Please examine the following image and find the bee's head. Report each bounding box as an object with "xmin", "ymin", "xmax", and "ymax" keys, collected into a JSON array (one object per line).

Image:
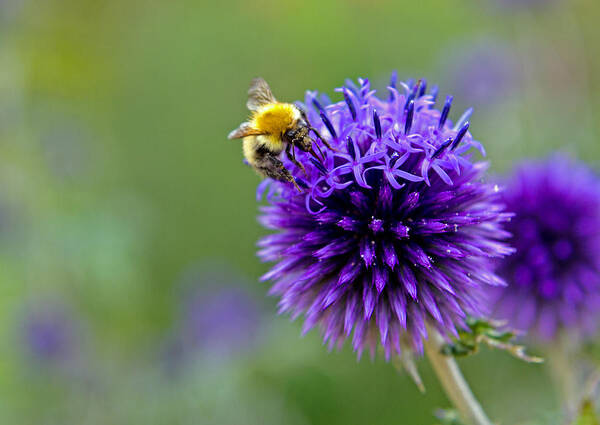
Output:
[
  {"xmin": 296, "ymin": 135, "xmax": 314, "ymax": 153},
  {"xmin": 284, "ymin": 126, "xmax": 312, "ymax": 151},
  {"xmin": 284, "ymin": 125, "xmax": 324, "ymax": 163}
]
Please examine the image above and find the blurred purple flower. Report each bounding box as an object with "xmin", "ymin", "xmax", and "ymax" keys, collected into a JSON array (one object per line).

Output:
[
  {"xmin": 164, "ymin": 268, "xmax": 262, "ymax": 371},
  {"xmin": 490, "ymin": 155, "xmax": 600, "ymax": 340},
  {"xmin": 257, "ymin": 75, "xmax": 514, "ymax": 360},
  {"xmin": 181, "ymin": 286, "xmax": 261, "ymax": 355},
  {"xmin": 443, "ymin": 41, "xmax": 518, "ymax": 108},
  {"xmin": 22, "ymin": 303, "xmax": 77, "ymax": 365}
]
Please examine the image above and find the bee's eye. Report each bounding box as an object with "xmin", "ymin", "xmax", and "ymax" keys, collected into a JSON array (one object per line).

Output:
[{"xmin": 284, "ymin": 128, "xmax": 296, "ymax": 141}]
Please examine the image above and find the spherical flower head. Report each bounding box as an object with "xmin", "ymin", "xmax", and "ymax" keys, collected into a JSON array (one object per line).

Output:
[
  {"xmin": 257, "ymin": 75, "xmax": 514, "ymax": 360},
  {"xmin": 490, "ymin": 154, "xmax": 600, "ymax": 341}
]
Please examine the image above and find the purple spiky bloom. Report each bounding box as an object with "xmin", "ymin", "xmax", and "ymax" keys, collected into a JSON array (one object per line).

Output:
[
  {"xmin": 256, "ymin": 75, "xmax": 514, "ymax": 359},
  {"xmin": 490, "ymin": 155, "xmax": 600, "ymax": 341}
]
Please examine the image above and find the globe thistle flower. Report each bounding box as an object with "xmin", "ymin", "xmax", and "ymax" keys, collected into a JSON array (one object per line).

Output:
[
  {"xmin": 257, "ymin": 75, "xmax": 514, "ymax": 359},
  {"xmin": 490, "ymin": 155, "xmax": 600, "ymax": 341}
]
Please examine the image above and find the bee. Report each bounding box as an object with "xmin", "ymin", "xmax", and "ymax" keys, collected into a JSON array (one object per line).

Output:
[{"xmin": 228, "ymin": 78, "xmax": 333, "ymax": 191}]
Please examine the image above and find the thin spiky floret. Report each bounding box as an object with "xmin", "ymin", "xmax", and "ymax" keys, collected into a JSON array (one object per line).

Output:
[{"xmin": 257, "ymin": 75, "xmax": 514, "ymax": 359}]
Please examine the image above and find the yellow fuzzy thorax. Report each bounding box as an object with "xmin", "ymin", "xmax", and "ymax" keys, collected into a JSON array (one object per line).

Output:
[{"xmin": 251, "ymin": 103, "xmax": 298, "ymax": 140}]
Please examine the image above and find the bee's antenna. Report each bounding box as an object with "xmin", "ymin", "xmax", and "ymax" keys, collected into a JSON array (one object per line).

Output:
[
  {"xmin": 292, "ymin": 177, "xmax": 308, "ymax": 193},
  {"xmin": 308, "ymin": 126, "xmax": 323, "ymax": 141},
  {"xmin": 292, "ymin": 180, "xmax": 303, "ymax": 193}
]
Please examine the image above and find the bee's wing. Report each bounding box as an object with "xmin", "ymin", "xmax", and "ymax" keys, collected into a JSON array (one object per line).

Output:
[
  {"xmin": 228, "ymin": 122, "xmax": 265, "ymax": 139},
  {"xmin": 247, "ymin": 78, "xmax": 277, "ymax": 111}
]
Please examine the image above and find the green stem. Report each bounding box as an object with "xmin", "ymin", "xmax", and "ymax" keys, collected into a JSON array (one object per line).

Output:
[
  {"xmin": 424, "ymin": 327, "xmax": 493, "ymax": 425},
  {"xmin": 546, "ymin": 333, "xmax": 578, "ymax": 421}
]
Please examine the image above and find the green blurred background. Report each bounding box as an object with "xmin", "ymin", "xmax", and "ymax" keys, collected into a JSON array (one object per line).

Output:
[{"xmin": 0, "ymin": 0, "xmax": 599, "ymax": 423}]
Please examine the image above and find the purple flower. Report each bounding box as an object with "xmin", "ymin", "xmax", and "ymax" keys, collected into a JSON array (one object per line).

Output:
[
  {"xmin": 181, "ymin": 286, "xmax": 261, "ymax": 355},
  {"xmin": 490, "ymin": 155, "xmax": 600, "ymax": 341},
  {"xmin": 164, "ymin": 267, "xmax": 262, "ymax": 371},
  {"xmin": 22, "ymin": 303, "xmax": 77, "ymax": 365},
  {"xmin": 257, "ymin": 75, "xmax": 514, "ymax": 360}
]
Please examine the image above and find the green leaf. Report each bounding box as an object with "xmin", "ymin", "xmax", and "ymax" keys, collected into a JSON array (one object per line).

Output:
[{"xmin": 441, "ymin": 317, "xmax": 544, "ymax": 363}]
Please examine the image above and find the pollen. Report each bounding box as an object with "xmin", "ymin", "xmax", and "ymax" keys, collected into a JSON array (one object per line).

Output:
[{"xmin": 252, "ymin": 103, "xmax": 297, "ymax": 137}]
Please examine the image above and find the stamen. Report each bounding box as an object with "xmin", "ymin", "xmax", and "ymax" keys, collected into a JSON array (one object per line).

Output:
[
  {"xmin": 418, "ymin": 79, "xmax": 427, "ymax": 97},
  {"xmin": 438, "ymin": 95, "xmax": 453, "ymax": 129},
  {"xmin": 313, "ymin": 142, "xmax": 325, "ymax": 161},
  {"xmin": 389, "ymin": 71, "xmax": 398, "ymax": 88},
  {"xmin": 312, "ymin": 97, "xmax": 324, "ymax": 113},
  {"xmin": 388, "ymin": 87, "xmax": 396, "ymax": 103},
  {"xmin": 295, "ymin": 178, "xmax": 309, "ymax": 189},
  {"xmin": 320, "ymin": 112, "xmax": 337, "ymax": 139},
  {"xmin": 346, "ymin": 136, "xmax": 356, "ymax": 158},
  {"xmin": 430, "ymin": 85, "xmax": 439, "ymax": 103},
  {"xmin": 413, "ymin": 80, "xmax": 422, "ymax": 97},
  {"xmin": 405, "ymin": 100, "xmax": 414, "ymax": 135},
  {"xmin": 343, "ymin": 89, "xmax": 357, "ymax": 121},
  {"xmin": 307, "ymin": 147, "xmax": 322, "ymax": 162},
  {"xmin": 404, "ymin": 79, "xmax": 421, "ymax": 109},
  {"xmin": 451, "ymin": 122, "xmax": 470, "ymax": 150},
  {"xmin": 405, "ymin": 92, "xmax": 415, "ymax": 110},
  {"xmin": 373, "ymin": 110, "xmax": 382, "ymax": 140},
  {"xmin": 432, "ymin": 137, "xmax": 453, "ymax": 159},
  {"xmin": 389, "ymin": 71, "xmax": 398, "ymax": 101},
  {"xmin": 344, "ymin": 79, "xmax": 359, "ymax": 96},
  {"xmin": 310, "ymin": 158, "xmax": 328, "ymax": 175}
]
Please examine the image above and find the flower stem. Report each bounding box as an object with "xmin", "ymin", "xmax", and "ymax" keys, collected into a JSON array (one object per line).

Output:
[
  {"xmin": 424, "ymin": 327, "xmax": 493, "ymax": 425},
  {"xmin": 546, "ymin": 332, "xmax": 579, "ymax": 421}
]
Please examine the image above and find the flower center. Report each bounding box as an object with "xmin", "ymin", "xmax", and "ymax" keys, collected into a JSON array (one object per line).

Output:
[{"xmin": 369, "ymin": 217, "xmax": 384, "ymax": 234}]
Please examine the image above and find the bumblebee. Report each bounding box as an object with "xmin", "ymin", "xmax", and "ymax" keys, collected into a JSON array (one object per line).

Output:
[{"xmin": 228, "ymin": 78, "xmax": 333, "ymax": 190}]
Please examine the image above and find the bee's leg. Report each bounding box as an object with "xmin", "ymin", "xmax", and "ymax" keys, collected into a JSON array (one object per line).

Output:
[
  {"xmin": 313, "ymin": 142, "xmax": 325, "ymax": 161},
  {"xmin": 257, "ymin": 152, "xmax": 302, "ymax": 193},
  {"xmin": 309, "ymin": 126, "xmax": 336, "ymax": 152},
  {"xmin": 299, "ymin": 109, "xmax": 333, "ymax": 151},
  {"xmin": 290, "ymin": 178, "xmax": 302, "ymax": 192},
  {"xmin": 286, "ymin": 143, "xmax": 308, "ymax": 177}
]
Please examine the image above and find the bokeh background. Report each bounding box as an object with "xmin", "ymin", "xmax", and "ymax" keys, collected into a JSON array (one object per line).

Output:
[{"xmin": 1, "ymin": 0, "xmax": 599, "ymax": 423}]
